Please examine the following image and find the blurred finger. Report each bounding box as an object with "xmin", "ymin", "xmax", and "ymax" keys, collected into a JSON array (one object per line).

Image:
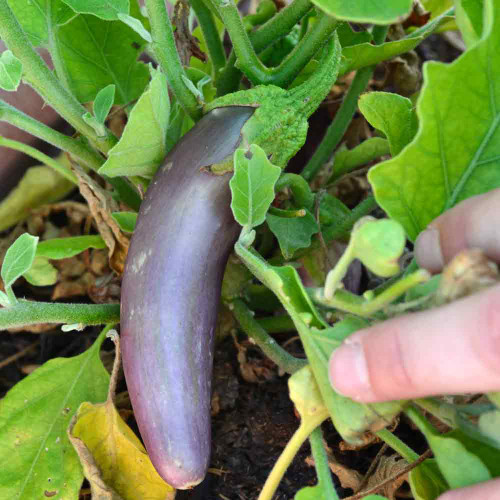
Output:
[
  {"xmin": 415, "ymin": 189, "xmax": 500, "ymax": 272},
  {"xmin": 438, "ymin": 477, "xmax": 500, "ymax": 500},
  {"xmin": 329, "ymin": 284, "xmax": 500, "ymax": 402}
]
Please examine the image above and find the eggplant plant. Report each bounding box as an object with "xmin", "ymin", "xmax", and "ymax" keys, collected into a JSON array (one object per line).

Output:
[{"xmin": 1, "ymin": 0, "xmax": 500, "ymax": 499}]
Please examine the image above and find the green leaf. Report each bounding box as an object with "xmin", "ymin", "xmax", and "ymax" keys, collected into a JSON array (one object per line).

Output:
[
  {"xmin": 99, "ymin": 68, "xmax": 170, "ymax": 178},
  {"xmin": 111, "ymin": 211, "xmax": 137, "ymax": 233},
  {"xmin": 351, "ymin": 218, "xmax": 407, "ymax": 277},
  {"xmin": 36, "ymin": 235, "xmax": 107, "ymax": 260},
  {"xmin": 0, "ymin": 290, "xmax": 10, "ymax": 307},
  {"xmin": 329, "ymin": 138, "xmax": 390, "ymax": 184},
  {"xmin": 56, "ymin": 4, "xmax": 149, "ymax": 104},
  {"xmin": 295, "ymin": 485, "xmax": 325, "ymax": 499},
  {"xmin": 359, "ymin": 92, "xmax": 418, "ymax": 157},
  {"xmin": 267, "ymin": 209, "xmax": 318, "ymax": 259},
  {"xmin": 310, "ymin": 0, "xmax": 412, "ymax": 23},
  {"xmin": 23, "ymin": 256, "xmax": 58, "ymax": 286},
  {"xmin": 479, "ymin": 410, "xmax": 500, "ymax": 447},
  {"xmin": 0, "ymin": 164, "xmax": 75, "ymax": 232},
  {"xmin": 337, "ymin": 22, "xmax": 372, "ymax": 47},
  {"xmin": 368, "ymin": 0, "xmax": 500, "ymax": 241},
  {"xmin": 0, "ymin": 329, "xmax": 110, "ymax": 499},
  {"xmin": 118, "ymin": 12, "xmax": 152, "ymax": 42},
  {"xmin": 409, "ymin": 459, "xmax": 448, "ymax": 500},
  {"xmin": 456, "ymin": 0, "xmax": 484, "ymax": 47},
  {"xmin": 0, "ymin": 50, "xmax": 22, "ymax": 91},
  {"xmin": 1, "ymin": 233, "xmax": 38, "ymax": 290},
  {"xmin": 318, "ymin": 194, "xmax": 351, "ymax": 226},
  {"xmin": 361, "ymin": 497, "xmax": 389, "ymax": 500},
  {"xmin": 340, "ymin": 37, "xmax": 423, "ymax": 76},
  {"xmin": 93, "ymin": 84, "xmax": 116, "ymax": 124},
  {"xmin": 7, "ymin": 0, "xmax": 76, "ymax": 47},
  {"xmin": 60, "ymin": 0, "xmax": 129, "ymax": 20},
  {"xmin": 230, "ymin": 144, "xmax": 281, "ymax": 229}
]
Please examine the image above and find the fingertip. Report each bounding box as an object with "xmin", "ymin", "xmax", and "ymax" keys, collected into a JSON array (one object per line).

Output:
[{"xmin": 415, "ymin": 227, "xmax": 444, "ymax": 272}]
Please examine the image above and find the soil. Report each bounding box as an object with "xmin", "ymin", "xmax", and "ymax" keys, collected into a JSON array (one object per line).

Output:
[{"xmin": 0, "ymin": 31, "xmax": 462, "ymax": 500}]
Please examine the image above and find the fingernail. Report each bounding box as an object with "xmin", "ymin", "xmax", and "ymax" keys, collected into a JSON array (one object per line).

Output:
[
  {"xmin": 329, "ymin": 339, "xmax": 372, "ymax": 401},
  {"xmin": 415, "ymin": 228, "xmax": 444, "ymax": 272}
]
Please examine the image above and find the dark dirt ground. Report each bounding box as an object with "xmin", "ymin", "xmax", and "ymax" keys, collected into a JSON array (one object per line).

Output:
[{"xmin": 0, "ymin": 31, "xmax": 462, "ymax": 500}]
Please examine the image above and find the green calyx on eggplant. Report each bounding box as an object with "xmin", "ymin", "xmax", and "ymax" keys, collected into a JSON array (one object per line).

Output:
[{"xmin": 120, "ymin": 106, "xmax": 255, "ymax": 489}]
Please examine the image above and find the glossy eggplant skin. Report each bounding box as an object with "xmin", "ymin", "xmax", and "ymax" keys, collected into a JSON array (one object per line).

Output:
[{"xmin": 120, "ymin": 106, "xmax": 254, "ymax": 489}]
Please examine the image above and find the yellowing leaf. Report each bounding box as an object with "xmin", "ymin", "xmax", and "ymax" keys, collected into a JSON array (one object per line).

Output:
[{"xmin": 69, "ymin": 400, "xmax": 175, "ymax": 500}]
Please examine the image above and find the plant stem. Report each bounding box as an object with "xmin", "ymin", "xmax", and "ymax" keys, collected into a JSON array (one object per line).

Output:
[
  {"xmin": 145, "ymin": 0, "xmax": 202, "ymax": 121},
  {"xmin": 258, "ymin": 412, "xmax": 329, "ymax": 500},
  {"xmin": 375, "ymin": 428, "xmax": 419, "ymax": 463},
  {"xmin": 212, "ymin": 0, "xmax": 333, "ymax": 87},
  {"xmin": 311, "ymin": 269, "xmax": 431, "ymax": 317},
  {"xmin": 231, "ymin": 299, "xmax": 307, "ymax": 374},
  {"xmin": 276, "ymin": 173, "xmax": 314, "ymax": 210},
  {"xmin": 256, "ymin": 314, "xmax": 296, "ymax": 333},
  {"xmin": 221, "ymin": 0, "xmax": 337, "ymax": 87},
  {"xmin": 190, "ymin": 0, "xmax": 226, "ymax": 79},
  {"xmin": 0, "ymin": 135, "xmax": 78, "ymax": 184},
  {"xmin": 323, "ymin": 244, "xmax": 355, "ymax": 299},
  {"xmin": 309, "ymin": 426, "xmax": 339, "ymax": 499},
  {"xmin": 415, "ymin": 397, "xmax": 458, "ymax": 429},
  {"xmin": 0, "ymin": 0, "xmax": 116, "ymax": 153},
  {"xmin": 301, "ymin": 25, "xmax": 389, "ymax": 182},
  {"xmin": 268, "ymin": 206, "xmax": 306, "ymax": 218},
  {"xmin": 0, "ymin": 300, "xmax": 120, "ymax": 330},
  {"xmin": 216, "ymin": 0, "xmax": 313, "ymax": 94},
  {"xmin": 243, "ymin": 0, "xmax": 277, "ymax": 30}
]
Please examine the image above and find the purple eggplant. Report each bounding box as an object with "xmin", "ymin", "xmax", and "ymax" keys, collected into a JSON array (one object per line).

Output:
[{"xmin": 120, "ymin": 106, "xmax": 255, "ymax": 488}]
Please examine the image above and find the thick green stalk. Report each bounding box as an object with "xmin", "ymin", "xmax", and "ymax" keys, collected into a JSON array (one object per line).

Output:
[
  {"xmin": 276, "ymin": 173, "xmax": 314, "ymax": 210},
  {"xmin": 212, "ymin": 0, "xmax": 333, "ymax": 86},
  {"xmin": 231, "ymin": 299, "xmax": 307, "ymax": 374},
  {"xmin": 0, "ymin": 0, "xmax": 116, "ymax": 153},
  {"xmin": 243, "ymin": 0, "xmax": 277, "ymax": 30},
  {"xmin": 309, "ymin": 426, "xmax": 339, "ymax": 499},
  {"xmin": 190, "ymin": 0, "xmax": 226, "ymax": 78},
  {"xmin": 216, "ymin": 0, "xmax": 313, "ymax": 94},
  {"xmin": 145, "ymin": 0, "xmax": 202, "ymax": 121},
  {"xmin": 0, "ymin": 135, "xmax": 78, "ymax": 184},
  {"xmin": 301, "ymin": 25, "xmax": 389, "ymax": 182},
  {"xmin": 256, "ymin": 314, "xmax": 296, "ymax": 333},
  {"xmin": 0, "ymin": 300, "xmax": 120, "ymax": 330}
]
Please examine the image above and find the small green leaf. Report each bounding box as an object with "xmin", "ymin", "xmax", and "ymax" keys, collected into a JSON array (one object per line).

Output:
[
  {"xmin": 359, "ymin": 92, "xmax": 418, "ymax": 157},
  {"xmin": 369, "ymin": 0, "xmax": 500, "ymax": 241},
  {"xmin": 341, "ymin": 37, "xmax": 423, "ymax": 76},
  {"xmin": 318, "ymin": 194, "xmax": 351, "ymax": 226},
  {"xmin": 60, "ymin": 0, "xmax": 129, "ymax": 20},
  {"xmin": 0, "ymin": 50, "xmax": 22, "ymax": 91},
  {"xmin": 409, "ymin": 459, "xmax": 448, "ymax": 500},
  {"xmin": 337, "ymin": 22, "xmax": 372, "ymax": 47},
  {"xmin": 329, "ymin": 138, "xmax": 390, "ymax": 184},
  {"xmin": 351, "ymin": 218, "xmax": 406, "ymax": 277},
  {"xmin": 99, "ymin": 68, "xmax": 170, "ymax": 178},
  {"xmin": 36, "ymin": 235, "xmax": 106, "ymax": 260},
  {"xmin": 311, "ymin": 0, "xmax": 412, "ymax": 24},
  {"xmin": 456, "ymin": 0, "xmax": 484, "ymax": 47},
  {"xmin": 295, "ymin": 485, "xmax": 325, "ymax": 499},
  {"xmin": 478, "ymin": 410, "xmax": 500, "ymax": 448},
  {"xmin": 1, "ymin": 233, "xmax": 38, "ymax": 290},
  {"xmin": 118, "ymin": 13, "xmax": 152, "ymax": 42},
  {"xmin": 23, "ymin": 256, "xmax": 58, "ymax": 286},
  {"xmin": 0, "ymin": 329, "xmax": 110, "ymax": 499},
  {"xmin": 111, "ymin": 211, "xmax": 137, "ymax": 233},
  {"xmin": 267, "ymin": 209, "xmax": 319, "ymax": 260},
  {"xmin": 0, "ymin": 290, "xmax": 10, "ymax": 307},
  {"xmin": 230, "ymin": 144, "xmax": 281, "ymax": 229},
  {"xmin": 93, "ymin": 84, "xmax": 116, "ymax": 124}
]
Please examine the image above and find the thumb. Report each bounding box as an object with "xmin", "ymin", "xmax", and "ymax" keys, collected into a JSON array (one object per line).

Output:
[{"xmin": 415, "ymin": 189, "xmax": 500, "ymax": 272}]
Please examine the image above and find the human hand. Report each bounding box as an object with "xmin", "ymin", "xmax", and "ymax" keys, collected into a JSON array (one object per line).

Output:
[{"xmin": 328, "ymin": 189, "xmax": 500, "ymax": 499}]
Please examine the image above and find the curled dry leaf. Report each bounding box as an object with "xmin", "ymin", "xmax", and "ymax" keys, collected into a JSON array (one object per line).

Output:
[
  {"xmin": 363, "ymin": 454, "xmax": 409, "ymax": 500},
  {"xmin": 71, "ymin": 163, "xmax": 129, "ymax": 274},
  {"xmin": 305, "ymin": 454, "xmax": 363, "ymax": 492}
]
